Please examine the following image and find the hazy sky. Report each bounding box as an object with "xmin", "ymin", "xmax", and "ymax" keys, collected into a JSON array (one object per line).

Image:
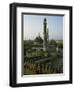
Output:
[{"xmin": 23, "ymin": 14, "xmax": 63, "ymax": 40}]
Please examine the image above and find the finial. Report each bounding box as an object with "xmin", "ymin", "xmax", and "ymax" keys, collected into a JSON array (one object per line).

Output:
[{"xmin": 44, "ymin": 18, "xmax": 47, "ymax": 23}]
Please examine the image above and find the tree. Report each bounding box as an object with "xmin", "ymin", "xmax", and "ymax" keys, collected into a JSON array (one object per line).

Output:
[{"xmin": 57, "ymin": 42, "xmax": 63, "ymax": 49}]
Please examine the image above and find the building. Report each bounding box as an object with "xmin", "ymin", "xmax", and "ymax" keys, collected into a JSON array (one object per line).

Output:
[
  {"xmin": 43, "ymin": 18, "xmax": 49, "ymax": 51},
  {"xmin": 24, "ymin": 18, "xmax": 63, "ymax": 74},
  {"xmin": 31, "ymin": 18, "xmax": 49, "ymax": 52},
  {"xmin": 25, "ymin": 17, "xmax": 63, "ymax": 56}
]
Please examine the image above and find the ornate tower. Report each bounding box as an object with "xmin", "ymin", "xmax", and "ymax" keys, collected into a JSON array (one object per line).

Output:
[
  {"xmin": 43, "ymin": 18, "xmax": 48, "ymax": 51},
  {"xmin": 47, "ymin": 28, "xmax": 49, "ymax": 43}
]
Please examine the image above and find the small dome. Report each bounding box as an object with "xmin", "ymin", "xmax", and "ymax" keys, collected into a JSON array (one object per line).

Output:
[{"xmin": 34, "ymin": 35, "xmax": 43, "ymax": 44}]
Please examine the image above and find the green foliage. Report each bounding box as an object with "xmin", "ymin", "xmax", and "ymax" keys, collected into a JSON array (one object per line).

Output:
[
  {"xmin": 57, "ymin": 42, "xmax": 63, "ymax": 49},
  {"xmin": 24, "ymin": 39, "xmax": 63, "ymax": 74}
]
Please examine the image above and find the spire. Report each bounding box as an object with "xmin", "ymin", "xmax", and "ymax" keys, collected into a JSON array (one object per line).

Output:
[
  {"xmin": 38, "ymin": 32, "xmax": 40, "ymax": 37},
  {"xmin": 47, "ymin": 28, "xmax": 49, "ymax": 41},
  {"xmin": 44, "ymin": 18, "xmax": 47, "ymax": 24},
  {"xmin": 43, "ymin": 18, "xmax": 48, "ymax": 51}
]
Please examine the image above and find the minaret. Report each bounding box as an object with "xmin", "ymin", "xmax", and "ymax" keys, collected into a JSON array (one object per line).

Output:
[
  {"xmin": 47, "ymin": 28, "xmax": 49, "ymax": 43},
  {"xmin": 43, "ymin": 18, "xmax": 48, "ymax": 51}
]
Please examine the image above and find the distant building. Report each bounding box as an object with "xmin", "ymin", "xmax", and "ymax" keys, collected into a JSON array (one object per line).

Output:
[
  {"xmin": 43, "ymin": 18, "xmax": 49, "ymax": 51},
  {"xmin": 25, "ymin": 18, "xmax": 63, "ymax": 57},
  {"xmin": 31, "ymin": 18, "xmax": 49, "ymax": 52}
]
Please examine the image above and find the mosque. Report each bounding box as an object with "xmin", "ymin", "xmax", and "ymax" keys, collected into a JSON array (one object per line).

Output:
[
  {"xmin": 32, "ymin": 18, "xmax": 49, "ymax": 51},
  {"xmin": 24, "ymin": 18, "xmax": 63, "ymax": 74},
  {"xmin": 25, "ymin": 17, "xmax": 62, "ymax": 57},
  {"xmin": 25, "ymin": 18, "xmax": 49, "ymax": 57}
]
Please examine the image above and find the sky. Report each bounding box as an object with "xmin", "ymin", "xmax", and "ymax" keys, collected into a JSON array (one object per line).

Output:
[{"xmin": 23, "ymin": 14, "xmax": 63, "ymax": 40}]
